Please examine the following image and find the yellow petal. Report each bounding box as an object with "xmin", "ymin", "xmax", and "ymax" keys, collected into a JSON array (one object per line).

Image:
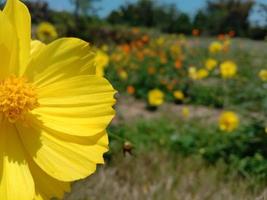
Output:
[
  {"xmin": 0, "ymin": 11, "xmax": 19, "ymax": 78},
  {"xmin": 24, "ymin": 38, "xmax": 97, "ymax": 87},
  {"xmin": 32, "ymin": 75, "xmax": 116, "ymax": 137},
  {"xmin": 30, "ymin": 40, "xmax": 46, "ymax": 57},
  {"xmin": 29, "ymin": 160, "xmax": 70, "ymax": 200},
  {"xmin": 16, "ymin": 121, "xmax": 109, "ymax": 181},
  {"xmin": 0, "ymin": 121, "xmax": 34, "ymax": 200},
  {"xmin": 3, "ymin": 0, "xmax": 31, "ymax": 75}
]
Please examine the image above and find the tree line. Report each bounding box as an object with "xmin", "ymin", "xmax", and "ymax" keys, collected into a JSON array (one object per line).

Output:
[{"xmin": 107, "ymin": 0, "xmax": 267, "ymax": 40}]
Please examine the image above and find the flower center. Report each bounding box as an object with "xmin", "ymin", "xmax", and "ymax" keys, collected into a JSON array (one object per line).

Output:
[{"xmin": 0, "ymin": 76, "xmax": 39, "ymax": 123}]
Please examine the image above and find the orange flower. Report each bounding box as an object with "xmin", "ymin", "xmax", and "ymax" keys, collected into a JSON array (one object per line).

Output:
[
  {"xmin": 159, "ymin": 52, "xmax": 167, "ymax": 64},
  {"xmin": 160, "ymin": 56, "xmax": 167, "ymax": 64},
  {"xmin": 167, "ymin": 83, "xmax": 174, "ymax": 91},
  {"xmin": 133, "ymin": 40, "xmax": 144, "ymax": 48},
  {"xmin": 160, "ymin": 79, "xmax": 167, "ymax": 85},
  {"xmin": 228, "ymin": 30, "xmax": 235, "ymax": 38},
  {"xmin": 142, "ymin": 35, "xmax": 149, "ymax": 43},
  {"xmin": 136, "ymin": 51, "xmax": 144, "ymax": 61},
  {"xmin": 223, "ymin": 40, "xmax": 231, "ymax": 53},
  {"xmin": 127, "ymin": 85, "xmax": 135, "ymax": 95},
  {"xmin": 120, "ymin": 44, "xmax": 131, "ymax": 54},
  {"xmin": 175, "ymin": 59, "xmax": 182, "ymax": 69},
  {"xmin": 192, "ymin": 29, "xmax": 200, "ymax": 36},
  {"xmin": 132, "ymin": 27, "xmax": 140, "ymax": 34},
  {"xmin": 143, "ymin": 48, "xmax": 155, "ymax": 57},
  {"xmin": 147, "ymin": 66, "xmax": 156, "ymax": 75},
  {"xmin": 217, "ymin": 34, "xmax": 225, "ymax": 41}
]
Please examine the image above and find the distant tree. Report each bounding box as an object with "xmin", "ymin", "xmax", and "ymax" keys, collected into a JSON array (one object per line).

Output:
[
  {"xmin": 23, "ymin": 0, "xmax": 50, "ymax": 23},
  {"xmin": 108, "ymin": 0, "xmax": 156, "ymax": 27},
  {"xmin": 174, "ymin": 13, "xmax": 192, "ymax": 34},
  {"xmin": 68, "ymin": 0, "xmax": 100, "ymax": 31},
  {"xmin": 259, "ymin": 3, "xmax": 267, "ymax": 27},
  {"xmin": 206, "ymin": 0, "xmax": 254, "ymax": 36},
  {"xmin": 107, "ymin": 0, "xmax": 193, "ymax": 34},
  {"xmin": 153, "ymin": 4, "xmax": 179, "ymax": 32},
  {"xmin": 193, "ymin": 10, "xmax": 208, "ymax": 31},
  {"xmin": 69, "ymin": 0, "xmax": 98, "ymax": 18}
]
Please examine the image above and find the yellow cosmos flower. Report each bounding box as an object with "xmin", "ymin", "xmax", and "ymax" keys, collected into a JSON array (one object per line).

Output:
[
  {"xmin": 205, "ymin": 58, "xmax": 218, "ymax": 70},
  {"xmin": 170, "ymin": 44, "xmax": 181, "ymax": 57},
  {"xmin": 196, "ymin": 68, "xmax": 209, "ymax": 80},
  {"xmin": 209, "ymin": 41, "xmax": 223, "ymax": 53},
  {"xmin": 219, "ymin": 111, "xmax": 239, "ymax": 132},
  {"xmin": 188, "ymin": 66, "xmax": 198, "ymax": 80},
  {"xmin": 223, "ymin": 39, "xmax": 231, "ymax": 52},
  {"xmin": 156, "ymin": 36, "xmax": 165, "ymax": 46},
  {"xmin": 118, "ymin": 69, "xmax": 128, "ymax": 80},
  {"xmin": 148, "ymin": 89, "xmax": 164, "ymax": 106},
  {"xmin": 181, "ymin": 107, "xmax": 190, "ymax": 119},
  {"xmin": 36, "ymin": 22, "xmax": 58, "ymax": 43},
  {"xmin": 173, "ymin": 90, "xmax": 185, "ymax": 100},
  {"xmin": 101, "ymin": 44, "xmax": 109, "ymax": 52},
  {"xmin": 259, "ymin": 69, "xmax": 267, "ymax": 81},
  {"xmin": 220, "ymin": 61, "xmax": 237, "ymax": 79},
  {"xmin": 95, "ymin": 49, "xmax": 109, "ymax": 77},
  {"xmin": 0, "ymin": 1, "xmax": 116, "ymax": 200}
]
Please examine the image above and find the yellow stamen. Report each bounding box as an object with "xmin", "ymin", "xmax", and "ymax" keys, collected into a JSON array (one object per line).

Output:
[{"xmin": 0, "ymin": 76, "xmax": 39, "ymax": 123}]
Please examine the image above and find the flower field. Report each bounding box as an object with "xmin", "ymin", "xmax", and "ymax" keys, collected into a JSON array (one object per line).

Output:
[{"xmin": 65, "ymin": 30, "xmax": 267, "ymax": 199}]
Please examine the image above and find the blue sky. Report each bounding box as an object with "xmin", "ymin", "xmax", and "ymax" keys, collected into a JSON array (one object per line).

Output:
[{"xmin": 39, "ymin": 0, "xmax": 266, "ymax": 25}]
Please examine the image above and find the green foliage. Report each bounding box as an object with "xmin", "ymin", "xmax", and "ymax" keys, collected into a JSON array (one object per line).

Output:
[
  {"xmin": 109, "ymin": 117, "xmax": 267, "ymax": 183},
  {"xmin": 107, "ymin": 0, "xmax": 193, "ymax": 34},
  {"xmin": 109, "ymin": 118, "xmax": 177, "ymax": 153},
  {"xmin": 206, "ymin": 0, "xmax": 254, "ymax": 36},
  {"xmin": 106, "ymin": 0, "xmax": 266, "ymax": 39},
  {"xmin": 172, "ymin": 119, "xmax": 267, "ymax": 182}
]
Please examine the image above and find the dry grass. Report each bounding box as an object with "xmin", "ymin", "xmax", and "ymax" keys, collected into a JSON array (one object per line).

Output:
[{"xmin": 65, "ymin": 152, "xmax": 262, "ymax": 200}]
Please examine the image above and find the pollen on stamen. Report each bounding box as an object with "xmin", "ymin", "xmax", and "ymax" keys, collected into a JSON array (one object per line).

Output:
[{"xmin": 0, "ymin": 76, "xmax": 39, "ymax": 123}]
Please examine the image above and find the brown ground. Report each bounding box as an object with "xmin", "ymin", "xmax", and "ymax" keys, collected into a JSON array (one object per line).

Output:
[{"xmin": 113, "ymin": 95, "xmax": 221, "ymax": 124}]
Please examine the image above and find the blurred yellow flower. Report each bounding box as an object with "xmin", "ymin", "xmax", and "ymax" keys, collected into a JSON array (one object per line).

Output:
[
  {"xmin": 101, "ymin": 44, "xmax": 109, "ymax": 52},
  {"xmin": 209, "ymin": 41, "xmax": 223, "ymax": 53},
  {"xmin": 219, "ymin": 111, "xmax": 239, "ymax": 132},
  {"xmin": 148, "ymin": 89, "xmax": 165, "ymax": 106},
  {"xmin": 259, "ymin": 69, "xmax": 267, "ymax": 81},
  {"xmin": 223, "ymin": 39, "xmax": 231, "ymax": 52},
  {"xmin": 188, "ymin": 66, "xmax": 198, "ymax": 80},
  {"xmin": 160, "ymin": 54, "xmax": 167, "ymax": 64},
  {"xmin": 0, "ymin": 0, "xmax": 116, "ymax": 200},
  {"xmin": 170, "ymin": 44, "xmax": 181, "ymax": 57},
  {"xmin": 205, "ymin": 58, "xmax": 218, "ymax": 70},
  {"xmin": 147, "ymin": 66, "xmax": 156, "ymax": 75},
  {"xmin": 36, "ymin": 22, "xmax": 58, "ymax": 42},
  {"xmin": 173, "ymin": 90, "xmax": 185, "ymax": 100},
  {"xmin": 197, "ymin": 68, "xmax": 209, "ymax": 79},
  {"xmin": 132, "ymin": 27, "xmax": 140, "ymax": 34},
  {"xmin": 220, "ymin": 61, "xmax": 237, "ymax": 78},
  {"xmin": 182, "ymin": 107, "xmax": 190, "ymax": 119},
  {"xmin": 95, "ymin": 50, "xmax": 109, "ymax": 76},
  {"xmin": 156, "ymin": 36, "xmax": 165, "ymax": 46},
  {"xmin": 118, "ymin": 69, "xmax": 128, "ymax": 80}
]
